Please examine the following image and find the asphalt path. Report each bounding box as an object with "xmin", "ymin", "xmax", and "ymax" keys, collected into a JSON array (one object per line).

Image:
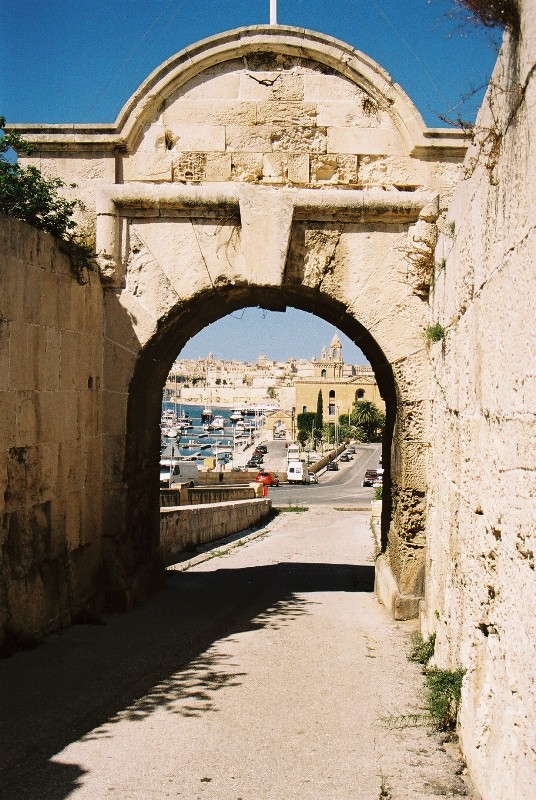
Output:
[
  {"xmin": 272, "ymin": 444, "xmax": 381, "ymax": 507},
  {"xmin": 0, "ymin": 505, "xmax": 472, "ymax": 800},
  {"xmin": 250, "ymin": 440, "xmax": 382, "ymax": 507}
]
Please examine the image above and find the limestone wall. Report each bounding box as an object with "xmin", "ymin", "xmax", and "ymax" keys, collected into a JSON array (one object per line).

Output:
[
  {"xmin": 184, "ymin": 485, "xmax": 257, "ymax": 504},
  {"xmin": 0, "ymin": 215, "xmax": 104, "ymax": 644},
  {"xmin": 424, "ymin": 10, "xmax": 536, "ymax": 797},
  {"xmin": 159, "ymin": 498, "xmax": 272, "ymax": 564}
]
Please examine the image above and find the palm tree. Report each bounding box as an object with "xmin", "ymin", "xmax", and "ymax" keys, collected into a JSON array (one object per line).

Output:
[{"xmin": 352, "ymin": 401, "xmax": 385, "ymax": 442}]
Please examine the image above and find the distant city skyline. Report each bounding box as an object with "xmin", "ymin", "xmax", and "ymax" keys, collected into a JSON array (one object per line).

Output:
[{"xmin": 179, "ymin": 308, "xmax": 370, "ymax": 365}]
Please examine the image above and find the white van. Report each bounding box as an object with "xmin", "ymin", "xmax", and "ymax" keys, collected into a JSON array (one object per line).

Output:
[
  {"xmin": 287, "ymin": 443, "xmax": 301, "ymax": 462},
  {"xmin": 160, "ymin": 459, "xmax": 198, "ymax": 487},
  {"xmin": 287, "ymin": 461, "xmax": 311, "ymax": 485}
]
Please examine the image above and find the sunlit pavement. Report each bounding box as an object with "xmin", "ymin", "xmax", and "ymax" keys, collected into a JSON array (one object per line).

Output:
[{"xmin": 1, "ymin": 508, "xmax": 472, "ymax": 799}]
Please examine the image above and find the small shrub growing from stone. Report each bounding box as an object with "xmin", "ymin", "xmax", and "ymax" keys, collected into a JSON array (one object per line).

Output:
[
  {"xmin": 426, "ymin": 323, "xmax": 446, "ymax": 343},
  {"xmin": 408, "ymin": 632, "xmax": 436, "ymax": 665},
  {"xmin": 425, "ymin": 667, "xmax": 465, "ymax": 731}
]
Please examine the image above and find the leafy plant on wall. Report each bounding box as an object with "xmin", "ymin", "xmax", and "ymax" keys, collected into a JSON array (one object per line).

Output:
[{"xmin": 0, "ymin": 117, "xmax": 93, "ymax": 282}]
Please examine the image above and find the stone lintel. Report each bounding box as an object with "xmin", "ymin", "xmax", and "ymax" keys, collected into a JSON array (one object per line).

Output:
[{"xmin": 96, "ymin": 183, "xmax": 438, "ymax": 285}]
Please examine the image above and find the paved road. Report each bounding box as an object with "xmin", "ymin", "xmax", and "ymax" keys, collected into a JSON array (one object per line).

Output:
[
  {"xmin": 247, "ymin": 439, "xmax": 381, "ymax": 506},
  {"xmin": 1, "ymin": 508, "xmax": 472, "ymax": 800},
  {"xmin": 273, "ymin": 444, "xmax": 381, "ymax": 507}
]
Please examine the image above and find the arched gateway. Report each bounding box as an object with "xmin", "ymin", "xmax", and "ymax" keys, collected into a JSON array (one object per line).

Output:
[{"xmin": 17, "ymin": 26, "xmax": 468, "ymax": 614}]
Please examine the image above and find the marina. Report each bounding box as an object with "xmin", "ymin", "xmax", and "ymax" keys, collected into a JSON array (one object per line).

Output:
[{"xmin": 160, "ymin": 402, "xmax": 267, "ymax": 467}]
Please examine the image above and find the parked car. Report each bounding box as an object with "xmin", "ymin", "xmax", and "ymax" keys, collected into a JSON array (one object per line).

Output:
[
  {"xmin": 255, "ymin": 471, "xmax": 280, "ymax": 487},
  {"xmin": 362, "ymin": 470, "xmax": 379, "ymax": 487},
  {"xmin": 246, "ymin": 459, "xmax": 261, "ymax": 469},
  {"xmin": 308, "ymin": 471, "xmax": 319, "ymax": 484},
  {"xmin": 255, "ymin": 445, "xmax": 268, "ymax": 454},
  {"xmin": 326, "ymin": 461, "xmax": 339, "ymax": 471},
  {"xmin": 339, "ymin": 454, "xmax": 350, "ymax": 462},
  {"xmin": 346, "ymin": 447, "xmax": 356, "ymax": 454}
]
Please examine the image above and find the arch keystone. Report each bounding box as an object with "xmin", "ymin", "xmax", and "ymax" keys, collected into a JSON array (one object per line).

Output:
[{"xmin": 238, "ymin": 185, "xmax": 296, "ymax": 284}]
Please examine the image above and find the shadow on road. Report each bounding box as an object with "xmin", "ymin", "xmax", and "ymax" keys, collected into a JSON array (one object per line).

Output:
[{"xmin": 0, "ymin": 560, "xmax": 374, "ymax": 799}]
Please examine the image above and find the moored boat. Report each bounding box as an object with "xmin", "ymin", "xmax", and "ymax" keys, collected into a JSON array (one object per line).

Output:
[{"xmin": 208, "ymin": 415, "xmax": 225, "ymax": 431}]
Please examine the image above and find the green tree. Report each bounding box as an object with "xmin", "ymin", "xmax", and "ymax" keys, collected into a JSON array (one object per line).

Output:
[
  {"xmin": 297, "ymin": 429, "xmax": 309, "ymax": 447},
  {"xmin": 0, "ymin": 117, "xmax": 83, "ymax": 239},
  {"xmin": 352, "ymin": 400, "xmax": 385, "ymax": 442},
  {"xmin": 267, "ymin": 386, "xmax": 276, "ymax": 399},
  {"xmin": 297, "ymin": 411, "xmax": 316, "ymax": 435},
  {"xmin": 315, "ymin": 391, "xmax": 323, "ymax": 432}
]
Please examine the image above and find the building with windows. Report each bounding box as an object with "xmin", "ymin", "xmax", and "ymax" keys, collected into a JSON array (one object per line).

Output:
[{"xmin": 294, "ymin": 336, "xmax": 383, "ymax": 421}]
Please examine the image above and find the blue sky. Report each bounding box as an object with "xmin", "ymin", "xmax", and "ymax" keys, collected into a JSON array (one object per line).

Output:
[{"xmin": 1, "ymin": 0, "xmax": 501, "ymax": 363}]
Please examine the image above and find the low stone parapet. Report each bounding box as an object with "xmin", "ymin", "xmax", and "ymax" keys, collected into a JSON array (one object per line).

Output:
[
  {"xmin": 185, "ymin": 485, "xmax": 257, "ymax": 504},
  {"xmin": 160, "ymin": 498, "xmax": 272, "ymax": 565}
]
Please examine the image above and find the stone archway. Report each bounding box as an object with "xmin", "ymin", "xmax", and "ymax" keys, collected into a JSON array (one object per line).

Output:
[{"xmin": 14, "ymin": 25, "xmax": 469, "ymax": 615}]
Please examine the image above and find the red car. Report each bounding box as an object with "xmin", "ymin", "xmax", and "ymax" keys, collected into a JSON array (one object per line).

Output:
[{"xmin": 255, "ymin": 471, "xmax": 280, "ymax": 487}]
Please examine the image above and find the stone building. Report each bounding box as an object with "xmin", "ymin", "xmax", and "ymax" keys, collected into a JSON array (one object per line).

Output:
[{"xmin": 294, "ymin": 335, "xmax": 383, "ymax": 420}]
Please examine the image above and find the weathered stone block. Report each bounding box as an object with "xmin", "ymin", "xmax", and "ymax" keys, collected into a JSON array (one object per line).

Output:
[
  {"xmin": 8, "ymin": 322, "xmax": 28, "ymax": 391},
  {"xmin": 56, "ymin": 276, "xmax": 73, "ymax": 330},
  {"xmin": 103, "ymin": 340, "xmax": 137, "ymax": 395},
  {"xmin": 65, "ymin": 491, "xmax": 82, "ymax": 550},
  {"xmin": 177, "ymin": 64, "xmax": 241, "ymax": 100},
  {"xmin": 327, "ymin": 127, "xmax": 403, "ymax": 155},
  {"xmin": 172, "ymin": 152, "xmax": 207, "ymax": 182},
  {"xmin": 0, "ymin": 320, "xmax": 10, "ymax": 391},
  {"xmin": 231, "ymin": 153, "xmax": 263, "ymax": 181},
  {"xmin": 15, "ymin": 391, "xmax": 38, "ymax": 447},
  {"xmin": 316, "ymin": 101, "xmax": 384, "ymax": 128},
  {"xmin": 287, "ymin": 153, "xmax": 310, "ymax": 183},
  {"xmin": 123, "ymin": 151, "xmax": 173, "ymax": 182},
  {"xmin": 256, "ymin": 101, "xmax": 317, "ymax": 126},
  {"xmin": 205, "ymin": 152, "xmax": 232, "ymax": 181},
  {"xmin": 239, "ymin": 70, "xmax": 277, "ymax": 100},
  {"xmin": 271, "ymin": 126, "xmax": 327, "ymax": 154},
  {"xmin": 358, "ymin": 155, "xmax": 428, "ymax": 187},
  {"xmin": 310, "ymin": 154, "xmax": 358, "ymax": 184},
  {"xmin": 225, "ymin": 125, "xmax": 273, "ymax": 153},
  {"xmin": 23, "ymin": 267, "xmax": 43, "ymax": 326},
  {"xmin": 0, "ymin": 391, "xmax": 17, "ymax": 450},
  {"xmin": 303, "ymin": 72, "xmax": 363, "ymax": 101},
  {"xmin": 263, "ymin": 152, "xmax": 287, "ymax": 179},
  {"xmin": 172, "ymin": 124, "xmax": 225, "ymax": 152},
  {"xmin": 164, "ymin": 99, "xmax": 256, "ymax": 126},
  {"xmin": 43, "ymin": 328, "xmax": 61, "ymax": 392}
]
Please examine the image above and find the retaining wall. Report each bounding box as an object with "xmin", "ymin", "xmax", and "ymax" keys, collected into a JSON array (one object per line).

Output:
[
  {"xmin": 184, "ymin": 485, "xmax": 257, "ymax": 504},
  {"xmin": 159, "ymin": 498, "xmax": 272, "ymax": 564},
  {"xmin": 424, "ymin": 11, "xmax": 536, "ymax": 797},
  {"xmin": 0, "ymin": 216, "xmax": 105, "ymax": 642}
]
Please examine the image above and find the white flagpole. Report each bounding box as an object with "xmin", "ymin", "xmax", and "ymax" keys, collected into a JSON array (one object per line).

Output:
[{"xmin": 270, "ymin": 0, "xmax": 277, "ymax": 25}]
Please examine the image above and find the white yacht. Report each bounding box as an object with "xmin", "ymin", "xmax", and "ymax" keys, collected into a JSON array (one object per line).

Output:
[{"xmin": 208, "ymin": 415, "xmax": 225, "ymax": 431}]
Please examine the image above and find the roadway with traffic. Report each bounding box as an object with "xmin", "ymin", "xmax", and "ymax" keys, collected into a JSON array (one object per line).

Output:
[{"xmin": 245, "ymin": 439, "xmax": 383, "ymax": 507}]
